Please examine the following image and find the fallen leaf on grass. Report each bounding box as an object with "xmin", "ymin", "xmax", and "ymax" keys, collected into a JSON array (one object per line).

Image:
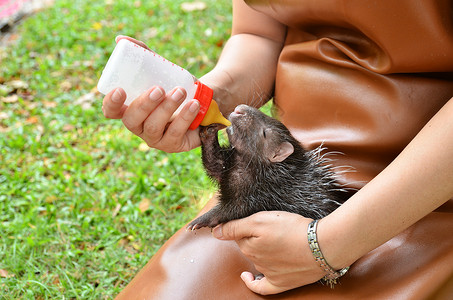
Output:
[
  {"xmin": 60, "ymin": 80, "xmax": 72, "ymax": 92},
  {"xmin": 138, "ymin": 198, "xmax": 151, "ymax": 213},
  {"xmin": 138, "ymin": 142, "xmax": 149, "ymax": 152},
  {"xmin": 35, "ymin": 124, "xmax": 44, "ymax": 142},
  {"xmin": 0, "ymin": 269, "xmax": 14, "ymax": 278},
  {"xmin": 6, "ymin": 80, "xmax": 28, "ymax": 90},
  {"xmin": 1, "ymin": 95, "xmax": 18, "ymax": 103},
  {"xmin": 26, "ymin": 116, "xmax": 39, "ymax": 124},
  {"xmin": 118, "ymin": 238, "xmax": 128, "ymax": 247},
  {"xmin": 156, "ymin": 156, "xmax": 169, "ymax": 167},
  {"xmin": 75, "ymin": 92, "xmax": 96, "ymax": 110},
  {"xmin": 52, "ymin": 275, "xmax": 60, "ymax": 285},
  {"xmin": 112, "ymin": 203, "xmax": 122, "ymax": 217},
  {"xmin": 45, "ymin": 195, "xmax": 58, "ymax": 203},
  {"xmin": 143, "ymin": 27, "xmax": 158, "ymax": 40},
  {"xmin": 63, "ymin": 124, "xmax": 75, "ymax": 131},
  {"xmin": 181, "ymin": 1, "xmax": 207, "ymax": 12},
  {"xmin": 43, "ymin": 101, "xmax": 57, "ymax": 108}
]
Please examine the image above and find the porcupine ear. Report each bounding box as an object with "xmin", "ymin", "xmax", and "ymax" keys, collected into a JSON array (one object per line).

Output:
[{"xmin": 268, "ymin": 141, "xmax": 294, "ymax": 163}]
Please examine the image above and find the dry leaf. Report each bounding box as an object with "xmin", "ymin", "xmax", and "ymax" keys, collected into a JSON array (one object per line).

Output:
[
  {"xmin": 112, "ymin": 203, "xmax": 122, "ymax": 217},
  {"xmin": 52, "ymin": 275, "xmax": 60, "ymax": 285},
  {"xmin": 2, "ymin": 94, "xmax": 18, "ymax": 103},
  {"xmin": 35, "ymin": 124, "xmax": 44, "ymax": 142},
  {"xmin": 7, "ymin": 80, "xmax": 28, "ymax": 90},
  {"xmin": 26, "ymin": 116, "xmax": 39, "ymax": 124},
  {"xmin": 45, "ymin": 195, "xmax": 58, "ymax": 203},
  {"xmin": 0, "ymin": 269, "xmax": 13, "ymax": 278},
  {"xmin": 143, "ymin": 27, "xmax": 158, "ymax": 40},
  {"xmin": 60, "ymin": 80, "xmax": 72, "ymax": 91},
  {"xmin": 156, "ymin": 156, "xmax": 169, "ymax": 167},
  {"xmin": 75, "ymin": 92, "xmax": 96, "ymax": 110},
  {"xmin": 132, "ymin": 242, "xmax": 141, "ymax": 250},
  {"xmin": 181, "ymin": 1, "xmax": 207, "ymax": 12},
  {"xmin": 0, "ymin": 112, "xmax": 9, "ymax": 120},
  {"xmin": 63, "ymin": 124, "xmax": 75, "ymax": 131},
  {"xmin": 138, "ymin": 142, "xmax": 149, "ymax": 152},
  {"xmin": 117, "ymin": 23, "xmax": 125, "ymax": 31},
  {"xmin": 118, "ymin": 238, "xmax": 128, "ymax": 247},
  {"xmin": 43, "ymin": 101, "xmax": 57, "ymax": 108},
  {"xmin": 138, "ymin": 198, "xmax": 150, "ymax": 213}
]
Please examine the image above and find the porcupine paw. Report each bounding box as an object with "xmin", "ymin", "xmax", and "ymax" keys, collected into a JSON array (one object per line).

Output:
[
  {"xmin": 186, "ymin": 218, "xmax": 209, "ymax": 231},
  {"xmin": 186, "ymin": 211, "xmax": 220, "ymax": 231},
  {"xmin": 199, "ymin": 125, "xmax": 219, "ymax": 140}
]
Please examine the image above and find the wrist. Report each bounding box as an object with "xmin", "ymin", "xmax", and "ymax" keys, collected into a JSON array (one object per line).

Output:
[
  {"xmin": 316, "ymin": 215, "xmax": 362, "ymax": 271},
  {"xmin": 307, "ymin": 219, "xmax": 349, "ymax": 287},
  {"xmin": 200, "ymin": 70, "xmax": 237, "ymax": 115}
]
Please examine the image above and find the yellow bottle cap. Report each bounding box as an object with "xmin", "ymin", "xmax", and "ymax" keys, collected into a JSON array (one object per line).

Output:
[{"xmin": 200, "ymin": 99, "xmax": 231, "ymax": 127}]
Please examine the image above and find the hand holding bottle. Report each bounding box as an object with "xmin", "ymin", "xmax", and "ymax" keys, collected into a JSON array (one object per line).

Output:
[
  {"xmin": 102, "ymin": 83, "xmax": 203, "ymax": 153},
  {"xmin": 100, "ymin": 36, "xmax": 227, "ymax": 153}
]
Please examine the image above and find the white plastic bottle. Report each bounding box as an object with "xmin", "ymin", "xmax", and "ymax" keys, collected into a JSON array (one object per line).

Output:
[{"xmin": 97, "ymin": 39, "xmax": 230, "ymax": 129}]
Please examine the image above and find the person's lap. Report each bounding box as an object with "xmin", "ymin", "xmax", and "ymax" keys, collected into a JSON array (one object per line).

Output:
[{"xmin": 116, "ymin": 197, "xmax": 453, "ymax": 300}]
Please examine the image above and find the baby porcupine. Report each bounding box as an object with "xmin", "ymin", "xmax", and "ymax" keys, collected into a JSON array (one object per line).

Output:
[{"xmin": 187, "ymin": 105, "xmax": 349, "ymax": 230}]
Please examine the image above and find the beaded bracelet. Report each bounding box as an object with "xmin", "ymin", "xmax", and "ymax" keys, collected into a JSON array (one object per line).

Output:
[{"xmin": 307, "ymin": 219, "xmax": 349, "ymax": 288}]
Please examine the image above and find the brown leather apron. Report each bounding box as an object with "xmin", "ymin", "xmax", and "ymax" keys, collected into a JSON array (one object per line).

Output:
[{"xmin": 116, "ymin": 1, "xmax": 453, "ymax": 298}]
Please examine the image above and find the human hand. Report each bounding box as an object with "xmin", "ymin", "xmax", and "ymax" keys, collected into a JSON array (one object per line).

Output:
[
  {"xmin": 102, "ymin": 86, "xmax": 201, "ymax": 153},
  {"xmin": 101, "ymin": 36, "xmax": 202, "ymax": 153},
  {"xmin": 212, "ymin": 211, "xmax": 326, "ymax": 295}
]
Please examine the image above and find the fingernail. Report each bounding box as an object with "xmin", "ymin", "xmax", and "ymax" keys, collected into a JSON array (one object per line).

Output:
[
  {"xmin": 149, "ymin": 87, "xmax": 164, "ymax": 101},
  {"xmin": 212, "ymin": 225, "xmax": 223, "ymax": 239},
  {"xmin": 240, "ymin": 272, "xmax": 255, "ymax": 282},
  {"xmin": 112, "ymin": 89, "xmax": 123, "ymax": 103},
  {"xmin": 171, "ymin": 88, "xmax": 185, "ymax": 103},
  {"xmin": 189, "ymin": 100, "xmax": 200, "ymax": 113}
]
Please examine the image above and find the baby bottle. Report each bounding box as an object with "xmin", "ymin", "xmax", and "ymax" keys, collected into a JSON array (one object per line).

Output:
[{"xmin": 97, "ymin": 39, "xmax": 231, "ymax": 129}]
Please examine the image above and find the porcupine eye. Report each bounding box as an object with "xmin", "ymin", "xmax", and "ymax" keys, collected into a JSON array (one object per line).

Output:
[{"xmin": 262, "ymin": 129, "xmax": 267, "ymax": 138}]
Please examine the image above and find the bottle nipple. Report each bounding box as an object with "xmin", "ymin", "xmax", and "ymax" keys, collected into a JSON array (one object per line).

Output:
[{"xmin": 200, "ymin": 99, "xmax": 231, "ymax": 127}]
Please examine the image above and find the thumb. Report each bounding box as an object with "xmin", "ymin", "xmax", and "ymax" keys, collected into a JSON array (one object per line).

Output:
[
  {"xmin": 212, "ymin": 218, "xmax": 256, "ymax": 241},
  {"xmin": 240, "ymin": 272, "xmax": 283, "ymax": 295}
]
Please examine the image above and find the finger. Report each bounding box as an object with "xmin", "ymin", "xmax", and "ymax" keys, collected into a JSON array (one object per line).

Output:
[
  {"xmin": 115, "ymin": 35, "xmax": 151, "ymax": 50},
  {"xmin": 122, "ymin": 86, "xmax": 165, "ymax": 135},
  {"xmin": 212, "ymin": 218, "xmax": 258, "ymax": 241},
  {"xmin": 102, "ymin": 88, "xmax": 127, "ymax": 119},
  {"xmin": 141, "ymin": 87, "xmax": 186, "ymax": 143},
  {"xmin": 159, "ymin": 99, "xmax": 200, "ymax": 146},
  {"xmin": 240, "ymin": 272, "xmax": 283, "ymax": 295}
]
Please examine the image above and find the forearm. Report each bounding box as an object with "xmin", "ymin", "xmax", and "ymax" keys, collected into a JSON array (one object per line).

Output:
[
  {"xmin": 200, "ymin": 0, "xmax": 286, "ymax": 116},
  {"xmin": 319, "ymin": 97, "xmax": 453, "ymax": 269},
  {"xmin": 200, "ymin": 34, "xmax": 284, "ymax": 114}
]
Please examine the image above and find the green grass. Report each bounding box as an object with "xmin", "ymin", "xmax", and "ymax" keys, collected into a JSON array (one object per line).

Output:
[{"xmin": 0, "ymin": 0, "xmax": 232, "ymax": 298}]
